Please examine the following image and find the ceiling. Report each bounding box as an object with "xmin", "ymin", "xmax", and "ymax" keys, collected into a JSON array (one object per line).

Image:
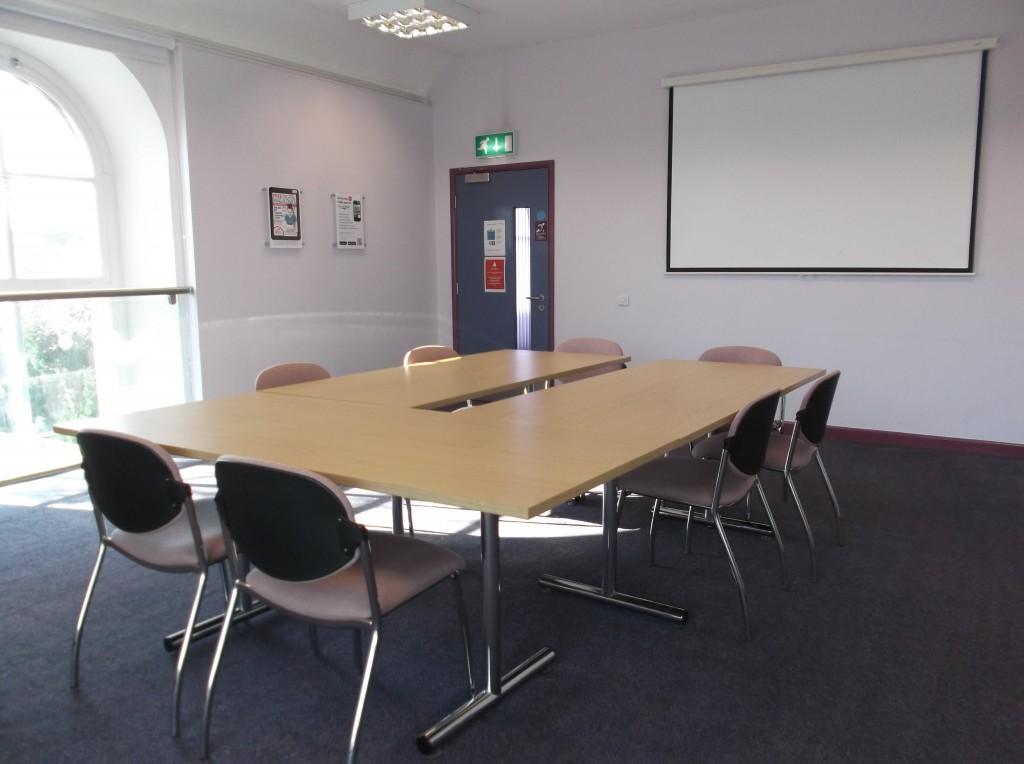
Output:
[{"xmin": 44, "ymin": 0, "xmax": 802, "ymax": 97}]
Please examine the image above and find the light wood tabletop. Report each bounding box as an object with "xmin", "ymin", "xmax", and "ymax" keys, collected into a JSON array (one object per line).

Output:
[
  {"xmin": 259, "ymin": 349, "xmax": 630, "ymax": 409},
  {"xmin": 55, "ymin": 360, "xmax": 821, "ymax": 521},
  {"xmin": 460, "ymin": 359, "xmax": 824, "ymax": 479},
  {"xmin": 55, "ymin": 392, "xmax": 626, "ymax": 519}
]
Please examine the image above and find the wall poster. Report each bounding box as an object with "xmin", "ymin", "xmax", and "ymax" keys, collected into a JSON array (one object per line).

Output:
[
  {"xmin": 333, "ymin": 193, "xmax": 365, "ymax": 249},
  {"xmin": 266, "ymin": 187, "xmax": 302, "ymax": 248}
]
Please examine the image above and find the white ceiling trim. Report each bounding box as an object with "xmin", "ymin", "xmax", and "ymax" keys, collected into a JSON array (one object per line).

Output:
[
  {"xmin": 0, "ymin": 0, "xmax": 173, "ymax": 47},
  {"xmin": 0, "ymin": 0, "xmax": 429, "ymax": 102}
]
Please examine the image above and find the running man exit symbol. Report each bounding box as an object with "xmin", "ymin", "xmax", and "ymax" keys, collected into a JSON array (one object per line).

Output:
[{"xmin": 475, "ymin": 131, "xmax": 516, "ymax": 158}]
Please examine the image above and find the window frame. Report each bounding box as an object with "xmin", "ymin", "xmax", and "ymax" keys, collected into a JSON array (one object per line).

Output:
[{"xmin": 0, "ymin": 47, "xmax": 121, "ymax": 292}]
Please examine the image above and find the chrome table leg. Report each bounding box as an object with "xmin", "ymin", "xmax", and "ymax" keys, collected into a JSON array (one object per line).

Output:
[
  {"xmin": 538, "ymin": 481, "xmax": 688, "ymax": 623},
  {"xmin": 163, "ymin": 602, "xmax": 269, "ymax": 652},
  {"xmin": 391, "ymin": 495, "xmax": 405, "ymax": 534},
  {"xmin": 417, "ymin": 512, "xmax": 555, "ymax": 753},
  {"xmin": 659, "ymin": 502, "xmax": 776, "ymax": 536}
]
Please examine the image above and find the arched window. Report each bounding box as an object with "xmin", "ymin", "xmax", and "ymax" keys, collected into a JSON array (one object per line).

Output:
[
  {"xmin": 0, "ymin": 57, "xmax": 108, "ymax": 285},
  {"xmin": 0, "ymin": 39, "xmax": 188, "ymax": 471},
  {"xmin": 0, "ymin": 54, "xmax": 116, "ymax": 438}
]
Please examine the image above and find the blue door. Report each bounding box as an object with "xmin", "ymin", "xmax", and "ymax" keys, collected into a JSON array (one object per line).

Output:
[{"xmin": 452, "ymin": 164, "xmax": 552, "ymax": 353}]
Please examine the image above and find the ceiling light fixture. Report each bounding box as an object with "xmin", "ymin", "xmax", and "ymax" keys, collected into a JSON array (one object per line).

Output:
[{"xmin": 347, "ymin": 0, "xmax": 476, "ymax": 39}]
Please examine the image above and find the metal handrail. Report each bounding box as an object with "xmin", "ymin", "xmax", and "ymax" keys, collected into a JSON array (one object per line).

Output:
[{"xmin": 0, "ymin": 286, "xmax": 194, "ymax": 305}]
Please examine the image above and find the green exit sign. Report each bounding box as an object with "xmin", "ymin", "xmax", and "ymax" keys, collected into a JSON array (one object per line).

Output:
[{"xmin": 475, "ymin": 131, "xmax": 516, "ymax": 158}]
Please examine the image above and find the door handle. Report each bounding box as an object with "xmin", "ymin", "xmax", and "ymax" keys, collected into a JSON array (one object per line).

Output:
[{"xmin": 524, "ymin": 295, "xmax": 545, "ymax": 302}]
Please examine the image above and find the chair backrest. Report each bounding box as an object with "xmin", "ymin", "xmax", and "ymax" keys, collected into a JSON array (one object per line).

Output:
[
  {"xmin": 78, "ymin": 429, "xmax": 188, "ymax": 533},
  {"xmin": 554, "ymin": 337, "xmax": 624, "ymax": 356},
  {"xmin": 553, "ymin": 337, "xmax": 626, "ymax": 384},
  {"xmin": 699, "ymin": 346, "xmax": 782, "ymax": 366},
  {"xmin": 254, "ymin": 362, "xmax": 330, "ymax": 390},
  {"xmin": 404, "ymin": 345, "xmax": 460, "ymax": 365},
  {"xmin": 214, "ymin": 457, "xmax": 363, "ymax": 582},
  {"xmin": 796, "ymin": 371, "xmax": 840, "ymax": 445},
  {"xmin": 724, "ymin": 390, "xmax": 782, "ymax": 475}
]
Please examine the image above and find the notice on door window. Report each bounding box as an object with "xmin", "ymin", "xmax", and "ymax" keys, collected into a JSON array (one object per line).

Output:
[
  {"xmin": 332, "ymin": 193, "xmax": 365, "ymax": 249},
  {"xmin": 484, "ymin": 220, "xmax": 505, "ymax": 255},
  {"xmin": 484, "ymin": 257, "xmax": 506, "ymax": 292}
]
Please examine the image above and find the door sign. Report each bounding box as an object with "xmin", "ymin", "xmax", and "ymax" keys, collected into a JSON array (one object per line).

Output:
[
  {"xmin": 484, "ymin": 257, "xmax": 506, "ymax": 293},
  {"xmin": 484, "ymin": 220, "xmax": 506, "ymax": 255}
]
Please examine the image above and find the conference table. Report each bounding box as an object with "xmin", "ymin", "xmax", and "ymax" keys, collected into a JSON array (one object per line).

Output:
[{"xmin": 56, "ymin": 349, "xmax": 822, "ymax": 753}]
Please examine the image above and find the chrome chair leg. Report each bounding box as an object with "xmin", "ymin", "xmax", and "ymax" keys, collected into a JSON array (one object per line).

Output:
[
  {"xmin": 219, "ymin": 561, "xmax": 232, "ymax": 603},
  {"xmin": 712, "ymin": 511, "xmax": 751, "ymax": 641},
  {"xmin": 347, "ymin": 628, "xmax": 380, "ymax": 764},
  {"xmin": 684, "ymin": 505, "xmax": 694, "ymax": 554},
  {"xmin": 70, "ymin": 544, "xmax": 107, "ymax": 690},
  {"xmin": 451, "ymin": 573, "xmax": 476, "ymax": 695},
  {"xmin": 172, "ymin": 570, "xmax": 208, "ymax": 737},
  {"xmin": 756, "ymin": 479, "xmax": 790, "ymax": 591},
  {"xmin": 309, "ymin": 625, "xmax": 321, "ymax": 657},
  {"xmin": 648, "ymin": 498, "xmax": 661, "ymax": 565},
  {"xmin": 202, "ymin": 585, "xmax": 240, "ymax": 759},
  {"xmin": 816, "ymin": 452, "xmax": 843, "ymax": 546},
  {"xmin": 786, "ymin": 473, "xmax": 818, "ymax": 582},
  {"xmin": 404, "ymin": 498, "xmax": 415, "ymax": 537}
]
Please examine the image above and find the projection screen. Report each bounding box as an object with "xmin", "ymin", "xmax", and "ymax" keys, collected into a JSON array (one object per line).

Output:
[{"xmin": 665, "ymin": 44, "xmax": 990, "ymax": 273}]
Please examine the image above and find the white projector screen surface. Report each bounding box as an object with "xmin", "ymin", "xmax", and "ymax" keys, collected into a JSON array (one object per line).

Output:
[{"xmin": 667, "ymin": 51, "xmax": 984, "ymax": 273}]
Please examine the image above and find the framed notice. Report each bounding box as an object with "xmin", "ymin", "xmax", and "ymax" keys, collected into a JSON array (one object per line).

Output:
[
  {"xmin": 484, "ymin": 256, "xmax": 506, "ymax": 293},
  {"xmin": 266, "ymin": 187, "xmax": 302, "ymax": 248},
  {"xmin": 483, "ymin": 220, "xmax": 505, "ymax": 255},
  {"xmin": 332, "ymin": 193, "xmax": 365, "ymax": 249}
]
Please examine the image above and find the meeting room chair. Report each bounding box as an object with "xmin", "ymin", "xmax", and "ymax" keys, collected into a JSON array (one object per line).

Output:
[
  {"xmin": 202, "ymin": 456, "xmax": 475, "ymax": 763},
  {"xmin": 71, "ymin": 429, "xmax": 228, "ymax": 737},
  {"xmin": 680, "ymin": 346, "xmax": 785, "ymax": 523},
  {"xmin": 403, "ymin": 344, "xmax": 460, "ymax": 366},
  {"xmin": 691, "ymin": 346, "xmax": 785, "ymax": 450},
  {"xmin": 254, "ymin": 361, "xmax": 330, "ymax": 390},
  {"xmin": 550, "ymin": 337, "xmax": 626, "ymax": 386},
  {"xmin": 617, "ymin": 390, "xmax": 787, "ymax": 640},
  {"xmin": 761, "ymin": 371, "xmax": 843, "ymax": 582}
]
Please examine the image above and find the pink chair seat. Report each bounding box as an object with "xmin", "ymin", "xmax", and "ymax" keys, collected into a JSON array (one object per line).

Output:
[
  {"xmin": 619, "ymin": 456, "xmax": 756, "ymax": 510},
  {"xmin": 109, "ymin": 496, "xmax": 226, "ymax": 571},
  {"xmin": 245, "ymin": 531, "xmax": 464, "ymax": 623},
  {"xmin": 691, "ymin": 428, "xmax": 818, "ymax": 472},
  {"xmin": 763, "ymin": 430, "xmax": 818, "ymax": 473},
  {"xmin": 690, "ymin": 432, "xmax": 727, "ymax": 460}
]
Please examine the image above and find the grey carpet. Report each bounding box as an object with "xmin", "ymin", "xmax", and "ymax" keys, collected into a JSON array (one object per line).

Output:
[{"xmin": 1, "ymin": 441, "xmax": 1022, "ymax": 762}]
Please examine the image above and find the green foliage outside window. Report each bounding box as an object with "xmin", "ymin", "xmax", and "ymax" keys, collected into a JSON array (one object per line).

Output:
[{"xmin": 22, "ymin": 303, "xmax": 98, "ymax": 433}]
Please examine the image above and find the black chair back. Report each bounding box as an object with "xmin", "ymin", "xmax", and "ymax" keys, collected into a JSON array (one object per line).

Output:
[
  {"xmin": 214, "ymin": 459, "xmax": 363, "ymax": 582},
  {"xmin": 797, "ymin": 371, "xmax": 840, "ymax": 445},
  {"xmin": 724, "ymin": 390, "xmax": 782, "ymax": 476},
  {"xmin": 78, "ymin": 430, "xmax": 187, "ymax": 533}
]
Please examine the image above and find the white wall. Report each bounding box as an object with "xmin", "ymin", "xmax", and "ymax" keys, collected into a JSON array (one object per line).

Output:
[
  {"xmin": 430, "ymin": 0, "xmax": 1024, "ymax": 444},
  {"xmin": 179, "ymin": 45, "xmax": 438, "ymax": 398}
]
